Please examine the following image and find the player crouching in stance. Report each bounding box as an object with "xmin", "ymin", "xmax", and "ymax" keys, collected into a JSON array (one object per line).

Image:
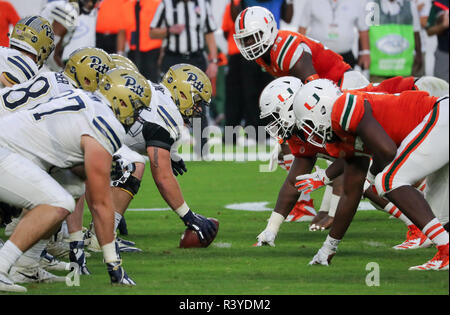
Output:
[
  {"xmin": 99, "ymin": 63, "xmax": 218, "ymax": 248},
  {"xmin": 0, "ymin": 68, "xmax": 148, "ymax": 292},
  {"xmin": 293, "ymin": 79, "xmax": 449, "ymax": 270}
]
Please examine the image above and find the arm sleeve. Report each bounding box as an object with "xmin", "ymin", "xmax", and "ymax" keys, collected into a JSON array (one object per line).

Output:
[
  {"xmin": 357, "ymin": 0, "xmax": 369, "ymax": 31},
  {"xmin": 150, "ymin": 1, "xmax": 166, "ymax": 28},
  {"xmin": 410, "ymin": 1, "xmax": 422, "ymax": 32},
  {"xmin": 142, "ymin": 121, "xmax": 175, "ymax": 151}
]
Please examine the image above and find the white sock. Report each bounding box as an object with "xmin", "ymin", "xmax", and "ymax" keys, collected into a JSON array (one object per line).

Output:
[
  {"xmin": 328, "ymin": 194, "xmax": 340, "ymax": 218},
  {"xmin": 0, "ymin": 241, "xmax": 23, "ymax": 274},
  {"xmin": 114, "ymin": 212, "xmax": 122, "ymax": 231},
  {"xmin": 69, "ymin": 230, "xmax": 84, "ymax": 243},
  {"xmin": 422, "ymin": 218, "xmax": 449, "ymax": 246},
  {"xmin": 102, "ymin": 241, "xmax": 118, "ymax": 263},
  {"xmin": 319, "ymin": 185, "xmax": 332, "ymax": 213},
  {"xmin": 382, "ymin": 203, "xmax": 413, "ymax": 226}
]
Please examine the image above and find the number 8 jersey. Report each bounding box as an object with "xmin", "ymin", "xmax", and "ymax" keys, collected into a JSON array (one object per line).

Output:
[
  {"xmin": 0, "ymin": 71, "xmax": 74, "ymax": 117},
  {"xmin": 0, "ymin": 89, "xmax": 125, "ymax": 171}
]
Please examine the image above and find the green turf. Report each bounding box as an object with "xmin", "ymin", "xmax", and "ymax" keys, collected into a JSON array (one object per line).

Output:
[{"xmin": 1, "ymin": 161, "xmax": 448, "ymax": 295}]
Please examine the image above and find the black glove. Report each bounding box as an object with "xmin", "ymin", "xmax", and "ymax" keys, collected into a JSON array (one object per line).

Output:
[
  {"xmin": 181, "ymin": 210, "xmax": 217, "ymax": 244},
  {"xmin": 171, "ymin": 157, "xmax": 187, "ymax": 176}
]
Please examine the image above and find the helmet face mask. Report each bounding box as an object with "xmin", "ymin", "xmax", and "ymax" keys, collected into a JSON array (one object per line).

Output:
[
  {"xmin": 293, "ymin": 79, "xmax": 342, "ymax": 148},
  {"xmin": 64, "ymin": 47, "xmax": 114, "ymax": 91},
  {"xmin": 234, "ymin": 7, "xmax": 278, "ymax": 61},
  {"xmin": 161, "ymin": 64, "xmax": 212, "ymax": 120},
  {"xmin": 260, "ymin": 76, "xmax": 303, "ymax": 141},
  {"xmin": 9, "ymin": 16, "xmax": 55, "ymax": 68},
  {"xmin": 98, "ymin": 69, "xmax": 151, "ymax": 128}
]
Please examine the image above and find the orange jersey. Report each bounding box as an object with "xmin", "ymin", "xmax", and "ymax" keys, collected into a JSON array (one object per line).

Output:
[
  {"xmin": 353, "ymin": 76, "xmax": 417, "ymax": 94},
  {"xmin": 331, "ymin": 91, "xmax": 439, "ymax": 155},
  {"xmin": 255, "ymin": 30, "xmax": 351, "ymax": 83},
  {"xmin": 287, "ymin": 134, "xmax": 329, "ymax": 158}
]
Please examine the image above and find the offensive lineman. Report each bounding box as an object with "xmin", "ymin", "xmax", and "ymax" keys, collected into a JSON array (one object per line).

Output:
[{"xmin": 0, "ymin": 68, "xmax": 146, "ymax": 292}]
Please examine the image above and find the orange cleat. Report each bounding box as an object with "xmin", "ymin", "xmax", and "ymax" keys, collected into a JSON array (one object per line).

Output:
[
  {"xmin": 409, "ymin": 244, "xmax": 449, "ymax": 271},
  {"xmin": 285, "ymin": 199, "xmax": 316, "ymax": 222},
  {"xmin": 393, "ymin": 225, "xmax": 433, "ymax": 250}
]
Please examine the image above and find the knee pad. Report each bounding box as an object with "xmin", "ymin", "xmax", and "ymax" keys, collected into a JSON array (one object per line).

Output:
[{"xmin": 112, "ymin": 175, "xmax": 141, "ymax": 198}]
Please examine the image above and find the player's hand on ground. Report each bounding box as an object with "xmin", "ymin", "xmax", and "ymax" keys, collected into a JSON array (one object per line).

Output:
[
  {"xmin": 181, "ymin": 210, "xmax": 217, "ymax": 244},
  {"xmin": 295, "ymin": 166, "xmax": 330, "ymax": 194},
  {"xmin": 255, "ymin": 229, "xmax": 276, "ymax": 247},
  {"xmin": 309, "ymin": 246, "xmax": 336, "ymax": 266}
]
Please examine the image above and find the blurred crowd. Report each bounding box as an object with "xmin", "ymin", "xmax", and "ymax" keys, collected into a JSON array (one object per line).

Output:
[{"xmin": 2, "ymin": 0, "xmax": 449, "ymax": 142}]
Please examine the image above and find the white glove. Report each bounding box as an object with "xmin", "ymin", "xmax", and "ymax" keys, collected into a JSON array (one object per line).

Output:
[
  {"xmin": 309, "ymin": 236, "xmax": 339, "ymax": 266},
  {"xmin": 309, "ymin": 247, "xmax": 336, "ymax": 266},
  {"xmin": 295, "ymin": 166, "xmax": 331, "ymax": 194},
  {"xmin": 255, "ymin": 229, "xmax": 277, "ymax": 247}
]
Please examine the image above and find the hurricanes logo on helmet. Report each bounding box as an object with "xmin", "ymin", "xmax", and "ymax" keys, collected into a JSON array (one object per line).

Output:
[{"xmin": 187, "ymin": 72, "xmax": 204, "ymax": 92}]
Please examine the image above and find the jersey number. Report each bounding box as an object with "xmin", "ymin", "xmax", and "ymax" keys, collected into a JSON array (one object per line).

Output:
[
  {"xmin": 1, "ymin": 77, "xmax": 50, "ymax": 111},
  {"xmin": 33, "ymin": 91, "xmax": 86, "ymax": 121}
]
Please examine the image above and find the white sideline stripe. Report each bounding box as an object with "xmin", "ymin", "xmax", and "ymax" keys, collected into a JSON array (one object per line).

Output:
[{"xmin": 125, "ymin": 201, "xmax": 377, "ymax": 212}]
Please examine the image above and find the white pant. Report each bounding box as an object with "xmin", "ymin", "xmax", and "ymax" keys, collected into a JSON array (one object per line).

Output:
[
  {"xmin": 375, "ymin": 98, "xmax": 449, "ymax": 204},
  {"xmin": 0, "ymin": 148, "xmax": 75, "ymax": 212},
  {"xmin": 50, "ymin": 168, "xmax": 86, "ymax": 200}
]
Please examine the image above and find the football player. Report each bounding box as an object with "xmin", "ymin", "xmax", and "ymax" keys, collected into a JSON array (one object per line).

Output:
[
  {"xmin": 0, "ymin": 16, "xmax": 55, "ymax": 88},
  {"xmin": 0, "ymin": 68, "xmax": 148, "ymax": 292},
  {"xmin": 40, "ymin": 0, "xmax": 98, "ymax": 71},
  {"xmin": 256, "ymin": 75, "xmax": 449, "ymax": 248},
  {"xmin": 293, "ymin": 79, "xmax": 449, "ymax": 270},
  {"xmin": 0, "ymin": 47, "xmax": 115, "ymax": 279},
  {"xmin": 87, "ymin": 63, "xmax": 218, "ymax": 250},
  {"xmin": 234, "ymin": 6, "xmax": 371, "ymax": 223}
]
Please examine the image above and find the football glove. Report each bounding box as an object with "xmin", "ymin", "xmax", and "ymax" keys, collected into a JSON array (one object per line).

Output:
[
  {"xmin": 255, "ymin": 229, "xmax": 276, "ymax": 247},
  {"xmin": 171, "ymin": 157, "xmax": 187, "ymax": 176},
  {"xmin": 181, "ymin": 210, "xmax": 217, "ymax": 244},
  {"xmin": 295, "ymin": 166, "xmax": 331, "ymax": 194},
  {"xmin": 111, "ymin": 155, "xmax": 136, "ymax": 183},
  {"xmin": 309, "ymin": 236, "xmax": 339, "ymax": 266}
]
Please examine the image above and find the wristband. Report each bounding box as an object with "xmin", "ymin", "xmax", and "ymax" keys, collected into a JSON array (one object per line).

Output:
[
  {"xmin": 175, "ymin": 202, "xmax": 190, "ymax": 217},
  {"xmin": 305, "ymin": 74, "xmax": 319, "ymax": 83},
  {"xmin": 359, "ymin": 50, "xmax": 370, "ymax": 55},
  {"xmin": 208, "ymin": 58, "xmax": 218, "ymax": 64}
]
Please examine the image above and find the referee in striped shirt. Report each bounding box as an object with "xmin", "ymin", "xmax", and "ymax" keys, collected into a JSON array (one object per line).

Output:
[{"xmin": 150, "ymin": 0, "xmax": 219, "ymax": 158}]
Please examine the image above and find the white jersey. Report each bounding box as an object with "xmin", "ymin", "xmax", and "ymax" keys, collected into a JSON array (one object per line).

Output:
[
  {"xmin": 41, "ymin": 0, "xmax": 79, "ymax": 71},
  {"xmin": 0, "ymin": 89, "xmax": 125, "ymax": 171},
  {"xmin": 125, "ymin": 81, "xmax": 184, "ymax": 155},
  {"xmin": 0, "ymin": 46, "xmax": 38, "ymax": 88},
  {"xmin": 0, "ymin": 71, "xmax": 74, "ymax": 117}
]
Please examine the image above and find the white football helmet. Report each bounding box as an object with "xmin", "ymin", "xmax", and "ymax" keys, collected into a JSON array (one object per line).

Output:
[
  {"xmin": 260, "ymin": 76, "xmax": 303, "ymax": 140},
  {"xmin": 234, "ymin": 6, "xmax": 278, "ymax": 60},
  {"xmin": 293, "ymin": 79, "xmax": 342, "ymax": 147}
]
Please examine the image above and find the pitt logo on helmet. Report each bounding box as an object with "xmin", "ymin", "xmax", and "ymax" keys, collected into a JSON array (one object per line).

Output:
[
  {"xmin": 89, "ymin": 56, "xmax": 110, "ymax": 74},
  {"xmin": 124, "ymin": 75, "xmax": 145, "ymax": 97},
  {"xmin": 187, "ymin": 72, "xmax": 204, "ymax": 92}
]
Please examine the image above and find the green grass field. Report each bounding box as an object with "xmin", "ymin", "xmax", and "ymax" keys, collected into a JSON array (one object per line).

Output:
[{"xmin": 1, "ymin": 160, "xmax": 448, "ymax": 295}]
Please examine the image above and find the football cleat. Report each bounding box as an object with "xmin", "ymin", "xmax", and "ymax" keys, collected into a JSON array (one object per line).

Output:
[
  {"xmin": 107, "ymin": 260, "xmax": 136, "ymax": 286},
  {"xmin": 393, "ymin": 225, "xmax": 433, "ymax": 250},
  {"xmin": 9, "ymin": 264, "xmax": 67, "ymax": 283},
  {"xmin": 40, "ymin": 250, "xmax": 71, "ymax": 271},
  {"xmin": 69, "ymin": 241, "xmax": 91, "ymax": 275},
  {"xmin": 285, "ymin": 200, "xmax": 316, "ymax": 222},
  {"xmin": 409, "ymin": 244, "xmax": 449, "ymax": 271},
  {"xmin": 0, "ymin": 271, "xmax": 27, "ymax": 293}
]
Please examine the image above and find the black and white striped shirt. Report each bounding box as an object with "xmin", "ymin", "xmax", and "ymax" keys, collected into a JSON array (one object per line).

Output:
[{"xmin": 150, "ymin": 0, "xmax": 216, "ymax": 54}]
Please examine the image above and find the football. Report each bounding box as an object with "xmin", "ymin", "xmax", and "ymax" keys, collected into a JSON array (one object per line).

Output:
[{"xmin": 179, "ymin": 218, "xmax": 219, "ymax": 248}]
